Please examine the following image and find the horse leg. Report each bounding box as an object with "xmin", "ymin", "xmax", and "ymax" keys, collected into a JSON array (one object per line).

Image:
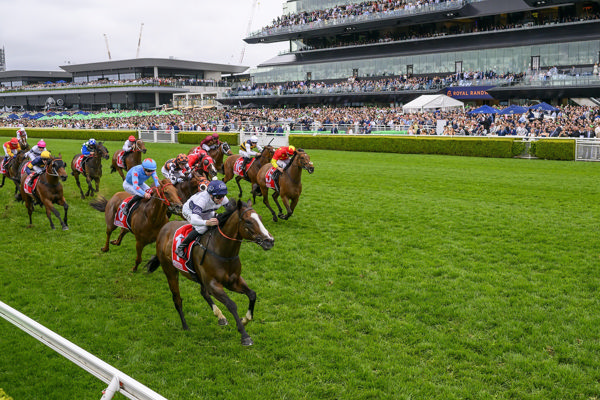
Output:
[
  {"xmin": 235, "ymin": 176, "xmax": 243, "ymax": 198},
  {"xmin": 261, "ymin": 188, "xmax": 278, "ymax": 222},
  {"xmin": 165, "ymin": 271, "xmax": 189, "ymax": 330},
  {"xmin": 227, "ymin": 276, "xmax": 256, "ymax": 326},
  {"xmin": 132, "ymin": 240, "xmax": 147, "ymax": 272},
  {"xmin": 272, "ymin": 192, "xmax": 285, "ymax": 219},
  {"xmin": 111, "ymin": 228, "xmax": 129, "ymax": 246},
  {"xmin": 93, "ymin": 177, "xmax": 100, "ymax": 197},
  {"xmin": 59, "ymin": 199, "xmax": 69, "ymax": 230},
  {"xmin": 25, "ymin": 197, "xmax": 34, "ymax": 228},
  {"xmin": 117, "ymin": 168, "xmax": 125, "ymax": 181},
  {"xmin": 0, "ymin": 174, "xmax": 4, "ymax": 187},
  {"xmin": 73, "ymin": 172, "xmax": 85, "ymax": 199},
  {"xmin": 101, "ymin": 225, "xmax": 117, "ymax": 252},
  {"xmin": 41, "ymin": 201, "xmax": 57, "ymax": 230},
  {"xmin": 199, "ymin": 285, "xmax": 228, "ymax": 326},
  {"xmin": 278, "ymin": 195, "xmax": 294, "ymax": 220},
  {"xmin": 210, "ymin": 282, "xmax": 253, "ymax": 346}
]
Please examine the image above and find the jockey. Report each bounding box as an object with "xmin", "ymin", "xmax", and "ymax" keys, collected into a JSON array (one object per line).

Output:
[
  {"xmin": 188, "ymin": 147, "xmax": 208, "ymax": 171},
  {"xmin": 25, "ymin": 150, "xmax": 51, "ymax": 179},
  {"xmin": 161, "ymin": 153, "xmax": 190, "ymax": 184},
  {"xmin": 16, "ymin": 127, "xmax": 27, "ymax": 143},
  {"xmin": 176, "ymin": 179, "xmax": 229, "ymax": 258},
  {"xmin": 3, "ymin": 138, "xmax": 21, "ymax": 162},
  {"xmin": 122, "ymin": 158, "xmax": 160, "ymax": 214},
  {"xmin": 81, "ymin": 138, "xmax": 97, "ymax": 158},
  {"xmin": 239, "ymin": 135, "xmax": 263, "ymax": 171},
  {"xmin": 200, "ymin": 134, "xmax": 218, "ymax": 152},
  {"xmin": 122, "ymin": 135, "xmax": 136, "ymax": 157},
  {"xmin": 271, "ymin": 145, "xmax": 296, "ymax": 189},
  {"xmin": 26, "ymin": 140, "xmax": 47, "ymax": 161}
]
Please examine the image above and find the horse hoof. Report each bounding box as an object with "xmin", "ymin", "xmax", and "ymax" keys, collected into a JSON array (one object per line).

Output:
[
  {"xmin": 110, "ymin": 240, "xmax": 120, "ymax": 245},
  {"xmin": 218, "ymin": 318, "xmax": 228, "ymax": 326},
  {"xmin": 272, "ymin": 216, "xmax": 278, "ymax": 222},
  {"xmin": 101, "ymin": 247, "xmax": 109, "ymax": 252},
  {"xmin": 62, "ymin": 226, "xmax": 69, "ymax": 231},
  {"xmin": 241, "ymin": 337, "xmax": 254, "ymax": 346}
]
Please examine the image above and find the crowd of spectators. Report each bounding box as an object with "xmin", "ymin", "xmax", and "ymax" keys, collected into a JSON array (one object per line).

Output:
[{"xmin": 2, "ymin": 104, "xmax": 599, "ymax": 138}]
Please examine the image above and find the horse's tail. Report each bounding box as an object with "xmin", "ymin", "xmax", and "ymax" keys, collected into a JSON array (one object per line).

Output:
[
  {"xmin": 110, "ymin": 165, "xmax": 116, "ymax": 173},
  {"xmin": 145, "ymin": 255, "xmax": 161, "ymax": 273},
  {"xmin": 89, "ymin": 196, "xmax": 108, "ymax": 212}
]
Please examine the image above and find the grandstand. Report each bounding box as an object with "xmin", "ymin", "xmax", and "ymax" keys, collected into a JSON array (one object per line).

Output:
[{"xmin": 218, "ymin": 0, "xmax": 600, "ymax": 107}]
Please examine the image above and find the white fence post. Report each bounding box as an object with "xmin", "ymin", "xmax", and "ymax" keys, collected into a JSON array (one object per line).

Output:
[{"xmin": 0, "ymin": 301, "xmax": 168, "ymax": 400}]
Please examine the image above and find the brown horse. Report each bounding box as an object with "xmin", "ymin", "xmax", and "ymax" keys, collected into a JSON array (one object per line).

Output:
[
  {"xmin": 19, "ymin": 155, "xmax": 69, "ymax": 230},
  {"xmin": 71, "ymin": 141, "xmax": 110, "ymax": 199},
  {"xmin": 208, "ymin": 141, "xmax": 233, "ymax": 174},
  {"xmin": 144, "ymin": 199, "xmax": 274, "ymax": 346},
  {"xmin": 89, "ymin": 179, "xmax": 183, "ymax": 272},
  {"xmin": 174, "ymin": 172, "xmax": 210, "ymax": 203},
  {"xmin": 1, "ymin": 149, "xmax": 28, "ymax": 198},
  {"xmin": 254, "ymin": 149, "xmax": 314, "ymax": 222},
  {"xmin": 222, "ymin": 145, "xmax": 274, "ymax": 198},
  {"xmin": 190, "ymin": 155, "xmax": 218, "ymax": 180},
  {"xmin": 110, "ymin": 139, "xmax": 147, "ymax": 180}
]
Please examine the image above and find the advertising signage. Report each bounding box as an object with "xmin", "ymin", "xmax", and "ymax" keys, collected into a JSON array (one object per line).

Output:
[{"xmin": 445, "ymin": 86, "xmax": 494, "ymax": 99}]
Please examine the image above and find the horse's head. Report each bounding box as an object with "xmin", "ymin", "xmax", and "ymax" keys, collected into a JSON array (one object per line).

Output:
[
  {"xmin": 97, "ymin": 142, "xmax": 110, "ymax": 160},
  {"xmin": 229, "ymin": 199, "xmax": 274, "ymax": 250},
  {"xmin": 135, "ymin": 139, "xmax": 147, "ymax": 154},
  {"xmin": 221, "ymin": 142, "xmax": 233, "ymax": 156},
  {"xmin": 197, "ymin": 156, "xmax": 218, "ymax": 179},
  {"xmin": 48, "ymin": 155, "xmax": 68, "ymax": 182},
  {"xmin": 158, "ymin": 179, "xmax": 183, "ymax": 215},
  {"xmin": 262, "ymin": 145, "xmax": 275, "ymax": 161},
  {"xmin": 191, "ymin": 172, "xmax": 210, "ymax": 193},
  {"xmin": 295, "ymin": 149, "xmax": 314, "ymax": 174}
]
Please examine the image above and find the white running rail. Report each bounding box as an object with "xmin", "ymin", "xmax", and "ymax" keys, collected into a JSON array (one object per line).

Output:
[{"xmin": 0, "ymin": 301, "xmax": 168, "ymax": 400}]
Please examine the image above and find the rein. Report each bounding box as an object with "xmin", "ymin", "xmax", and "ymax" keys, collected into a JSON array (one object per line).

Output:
[
  {"xmin": 150, "ymin": 183, "xmax": 173, "ymax": 206},
  {"xmin": 216, "ymin": 209, "xmax": 261, "ymax": 244},
  {"xmin": 45, "ymin": 158, "xmax": 64, "ymax": 177}
]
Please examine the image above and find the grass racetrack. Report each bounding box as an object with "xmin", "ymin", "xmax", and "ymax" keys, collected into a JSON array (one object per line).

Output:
[{"xmin": 0, "ymin": 137, "xmax": 599, "ymax": 399}]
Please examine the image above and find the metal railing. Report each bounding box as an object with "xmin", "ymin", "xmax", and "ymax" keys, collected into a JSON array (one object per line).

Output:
[{"xmin": 0, "ymin": 300, "xmax": 168, "ymax": 400}]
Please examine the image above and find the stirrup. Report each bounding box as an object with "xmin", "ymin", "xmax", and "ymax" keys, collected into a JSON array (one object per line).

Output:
[{"xmin": 175, "ymin": 246, "xmax": 187, "ymax": 258}]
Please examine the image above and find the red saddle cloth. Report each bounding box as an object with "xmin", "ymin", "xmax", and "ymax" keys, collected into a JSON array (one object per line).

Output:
[
  {"xmin": 115, "ymin": 150, "xmax": 126, "ymax": 168},
  {"xmin": 74, "ymin": 155, "xmax": 86, "ymax": 173},
  {"xmin": 233, "ymin": 157, "xmax": 255, "ymax": 177},
  {"xmin": 172, "ymin": 224, "xmax": 197, "ymax": 274},
  {"xmin": 265, "ymin": 167, "xmax": 277, "ymax": 190},
  {"xmin": 114, "ymin": 195, "xmax": 146, "ymax": 229},
  {"xmin": 0, "ymin": 158, "xmax": 8, "ymax": 174},
  {"xmin": 23, "ymin": 174, "xmax": 39, "ymax": 195}
]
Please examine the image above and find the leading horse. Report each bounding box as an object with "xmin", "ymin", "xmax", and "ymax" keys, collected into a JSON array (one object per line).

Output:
[
  {"xmin": 110, "ymin": 139, "xmax": 146, "ymax": 180},
  {"xmin": 71, "ymin": 141, "xmax": 110, "ymax": 199},
  {"xmin": 222, "ymin": 145, "xmax": 274, "ymax": 198},
  {"xmin": 89, "ymin": 179, "xmax": 183, "ymax": 272},
  {"xmin": 254, "ymin": 149, "xmax": 314, "ymax": 222},
  {"xmin": 144, "ymin": 199, "xmax": 274, "ymax": 346},
  {"xmin": 19, "ymin": 155, "xmax": 69, "ymax": 230}
]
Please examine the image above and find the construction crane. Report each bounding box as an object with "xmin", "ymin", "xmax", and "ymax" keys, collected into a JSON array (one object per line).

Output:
[
  {"xmin": 239, "ymin": 0, "xmax": 258, "ymax": 64},
  {"xmin": 103, "ymin": 34, "xmax": 112, "ymax": 60},
  {"xmin": 136, "ymin": 23, "xmax": 144, "ymax": 58}
]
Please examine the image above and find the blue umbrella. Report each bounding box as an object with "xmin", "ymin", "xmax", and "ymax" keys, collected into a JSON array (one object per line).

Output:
[
  {"xmin": 7, "ymin": 113, "xmax": 20, "ymax": 119},
  {"xmin": 499, "ymin": 105, "xmax": 528, "ymax": 115},
  {"xmin": 529, "ymin": 102, "xmax": 559, "ymax": 112},
  {"xmin": 468, "ymin": 105, "xmax": 500, "ymax": 114}
]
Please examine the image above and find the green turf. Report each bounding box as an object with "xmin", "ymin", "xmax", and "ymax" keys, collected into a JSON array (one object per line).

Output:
[{"xmin": 0, "ymin": 137, "xmax": 599, "ymax": 399}]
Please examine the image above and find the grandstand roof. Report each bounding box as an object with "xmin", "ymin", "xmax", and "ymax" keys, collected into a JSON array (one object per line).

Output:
[{"xmin": 59, "ymin": 58, "xmax": 248, "ymax": 74}]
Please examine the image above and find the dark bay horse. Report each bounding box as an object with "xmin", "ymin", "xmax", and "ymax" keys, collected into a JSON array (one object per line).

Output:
[
  {"xmin": 208, "ymin": 142, "xmax": 233, "ymax": 174},
  {"xmin": 191, "ymin": 155, "xmax": 218, "ymax": 180},
  {"xmin": 144, "ymin": 199, "xmax": 274, "ymax": 346},
  {"xmin": 1, "ymin": 149, "xmax": 28, "ymax": 198},
  {"xmin": 110, "ymin": 139, "xmax": 146, "ymax": 180},
  {"xmin": 19, "ymin": 155, "xmax": 69, "ymax": 230},
  {"xmin": 71, "ymin": 141, "xmax": 110, "ymax": 199},
  {"xmin": 254, "ymin": 149, "xmax": 314, "ymax": 222},
  {"xmin": 174, "ymin": 172, "xmax": 210, "ymax": 203},
  {"xmin": 222, "ymin": 145, "xmax": 274, "ymax": 198},
  {"xmin": 89, "ymin": 179, "xmax": 183, "ymax": 272}
]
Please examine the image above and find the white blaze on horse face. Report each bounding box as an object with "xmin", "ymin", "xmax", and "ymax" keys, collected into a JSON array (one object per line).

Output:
[{"xmin": 250, "ymin": 211, "xmax": 273, "ymax": 240}]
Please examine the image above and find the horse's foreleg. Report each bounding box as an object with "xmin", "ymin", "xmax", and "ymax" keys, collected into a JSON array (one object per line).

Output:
[
  {"xmin": 60, "ymin": 199, "xmax": 69, "ymax": 229},
  {"xmin": 93, "ymin": 177, "xmax": 100, "ymax": 196},
  {"xmin": 111, "ymin": 228, "xmax": 128, "ymax": 246},
  {"xmin": 228, "ymin": 276, "xmax": 256, "ymax": 326},
  {"xmin": 199, "ymin": 285, "xmax": 228, "ymax": 326},
  {"xmin": 272, "ymin": 192, "xmax": 284, "ymax": 216},
  {"xmin": 261, "ymin": 188, "xmax": 278, "ymax": 222},
  {"xmin": 210, "ymin": 281, "xmax": 253, "ymax": 346},
  {"xmin": 235, "ymin": 176, "xmax": 243, "ymax": 198},
  {"xmin": 24, "ymin": 198, "xmax": 34, "ymax": 227},
  {"xmin": 73, "ymin": 173, "xmax": 85, "ymax": 199},
  {"xmin": 118, "ymin": 168, "xmax": 125, "ymax": 181},
  {"xmin": 0, "ymin": 174, "xmax": 5, "ymax": 187},
  {"xmin": 279, "ymin": 195, "xmax": 294, "ymax": 220}
]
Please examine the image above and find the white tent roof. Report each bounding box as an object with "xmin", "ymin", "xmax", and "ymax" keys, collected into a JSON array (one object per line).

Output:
[{"xmin": 402, "ymin": 94, "xmax": 464, "ymax": 113}]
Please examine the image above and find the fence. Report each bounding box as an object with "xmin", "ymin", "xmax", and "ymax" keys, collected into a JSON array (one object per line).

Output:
[
  {"xmin": 576, "ymin": 138, "xmax": 600, "ymax": 161},
  {"xmin": 0, "ymin": 301, "xmax": 168, "ymax": 400},
  {"xmin": 138, "ymin": 129, "xmax": 291, "ymax": 148}
]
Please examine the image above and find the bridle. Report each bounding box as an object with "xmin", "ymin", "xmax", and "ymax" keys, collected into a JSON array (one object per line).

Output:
[
  {"xmin": 133, "ymin": 140, "xmax": 144, "ymax": 152},
  {"xmin": 45, "ymin": 158, "xmax": 64, "ymax": 177},
  {"xmin": 149, "ymin": 182, "xmax": 175, "ymax": 206},
  {"xmin": 216, "ymin": 207, "xmax": 267, "ymax": 245}
]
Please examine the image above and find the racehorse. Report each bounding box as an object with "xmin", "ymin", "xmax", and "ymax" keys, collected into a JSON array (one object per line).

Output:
[
  {"xmin": 174, "ymin": 171, "xmax": 210, "ymax": 203},
  {"xmin": 190, "ymin": 155, "xmax": 218, "ymax": 180},
  {"xmin": 1, "ymin": 149, "xmax": 29, "ymax": 199},
  {"xmin": 253, "ymin": 149, "xmax": 314, "ymax": 222},
  {"xmin": 110, "ymin": 139, "xmax": 146, "ymax": 180},
  {"xmin": 19, "ymin": 155, "xmax": 69, "ymax": 230},
  {"xmin": 71, "ymin": 141, "xmax": 110, "ymax": 199},
  {"xmin": 208, "ymin": 142, "xmax": 233, "ymax": 174},
  {"xmin": 222, "ymin": 145, "xmax": 274, "ymax": 198},
  {"xmin": 144, "ymin": 199, "xmax": 274, "ymax": 346},
  {"xmin": 89, "ymin": 179, "xmax": 183, "ymax": 272}
]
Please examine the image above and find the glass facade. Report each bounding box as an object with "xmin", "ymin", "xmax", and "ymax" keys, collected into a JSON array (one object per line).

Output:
[{"xmin": 251, "ymin": 39, "xmax": 600, "ymax": 83}]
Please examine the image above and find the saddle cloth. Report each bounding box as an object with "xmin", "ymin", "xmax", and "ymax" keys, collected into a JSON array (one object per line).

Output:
[
  {"xmin": 172, "ymin": 224, "xmax": 198, "ymax": 274},
  {"xmin": 114, "ymin": 196, "xmax": 143, "ymax": 229},
  {"xmin": 23, "ymin": 174, "xmax": 39, "ymax": 194},
  {"xmin": 0, "ymin": 158, "xmax": 8, "ymax": 174},
  {"xmin": 265, "ymin": 167, "xmax": 277, "ymax": 190},
  {"xmin": 233, "ymin": 157, "xmax": 255, "ymax": 177},
  {"xmin": 73, "ymin": 155, "xmax": 86, "ymax": 173},
  {"xmin": 115, "ymin": 150, "xmax": 126, "ymax": 168}
]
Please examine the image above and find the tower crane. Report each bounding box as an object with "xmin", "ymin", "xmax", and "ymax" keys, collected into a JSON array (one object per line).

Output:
[
  {"xmin": 103, "ymin": 34, "xmax": 112, "ymax": 60},
  {"xmin": 136, "ymin": 23, "xmax": 144, "ymax": 58},
  {"xmin": 239, "ymin": 0, "xmax": 258, "ymax": 64}
]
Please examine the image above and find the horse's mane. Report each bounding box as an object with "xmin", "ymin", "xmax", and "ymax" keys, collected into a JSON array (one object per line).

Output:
[{"xmin": 217, "ymin": 200, "xmax": 239, "ymax": 226}]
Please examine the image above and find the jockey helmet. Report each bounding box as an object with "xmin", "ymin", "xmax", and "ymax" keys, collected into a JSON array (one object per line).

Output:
[
  {"xmin": 41, "ymin": 151, "xmax": 51, "ymax": 159},
  {"xmin": 142, "ymin": 158, "xmax": 157, "ymax": 171},
  {"xmin": 88, "ymin": 138, "xmax": 97, "ymax": 146},
  {"xmin": 10, "ymin": 137, "xmax": 19, "ymax": 146},
  {"xmin": 176, "ymin": 153, "xmax": 188, "ymax": 165},
  {"xmin": 212, "ymin": 134, "xmax": 219, "ymax": 139},
  {"xmin": 287, "ymin": 145, "xmax": 296, "ymax": 155},
  {"xmin": 37, "ymin": 140, "xmax": 46, "ymax": 148},
  {"xmin": 128, "ymin": 135, "xmax": 136, "ymax": 142},
  {"xmin": 207, "ymin": 180, "xmax": 228, "ymax": 196},
  {"xmin": 250, "ymin": 135, "xmax": 258, "ymax": 143}
]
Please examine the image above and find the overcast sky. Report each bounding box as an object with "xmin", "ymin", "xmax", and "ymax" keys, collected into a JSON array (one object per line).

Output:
[{"xmin": 0, "ymin": 0, "xmax": 288, "ymax": 71}]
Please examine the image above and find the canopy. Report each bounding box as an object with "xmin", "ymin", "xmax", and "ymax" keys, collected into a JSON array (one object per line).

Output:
[
  {"xmin": 402, "ymin": 94, "xmax": 464, "ymax": 113},
  {"xmin": 468, "ymin": 105, "xmax": 499, "ymax": 114},
  {"xmin": 529, "ymin": 102, "xmax": 559, "ymax": 112},
  {"xmin": 498, "ymin": 105, "xmax": 528, "ymax": 115}
]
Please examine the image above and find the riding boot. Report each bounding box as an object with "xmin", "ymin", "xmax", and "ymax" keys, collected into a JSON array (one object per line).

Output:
[
  {"xmin": 176, "ymin": 229, "xmax": 201, "ymax": 258},
  {"xmin": 123, "ymin": 195, "xmax": 142, "ymax": 214},
  {"xmin": 272, "ymin": 170, "xmax": 281, "ymax": 192}
]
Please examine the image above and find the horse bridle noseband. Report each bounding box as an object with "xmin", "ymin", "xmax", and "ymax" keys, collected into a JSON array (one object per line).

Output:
[{"xmin": 216, "ymin": 208, "xmax": 264, "ymax": 244}]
